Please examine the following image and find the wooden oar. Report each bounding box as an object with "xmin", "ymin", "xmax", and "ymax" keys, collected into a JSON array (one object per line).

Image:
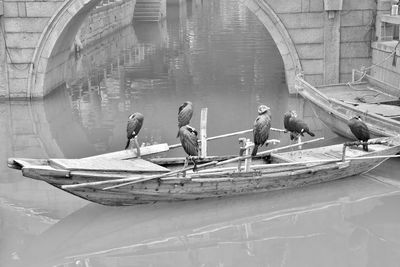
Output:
[{"xmin": 102, "ymin": 137, "xmax": 325, "ymax": 190}]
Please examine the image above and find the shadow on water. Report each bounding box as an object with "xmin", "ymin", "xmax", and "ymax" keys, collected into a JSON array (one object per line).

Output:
[{"xmin": 8, "ymin": 174, "xmax": 400, "ymax": 267}]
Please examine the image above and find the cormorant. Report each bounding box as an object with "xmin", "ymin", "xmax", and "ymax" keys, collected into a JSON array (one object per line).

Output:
[
  {"xmin": 283, "ymin": 111, "xmax": 297, "ymax": 141},
  {"xmin": 178, "ymin": 125, "xmax": 199, "ymax": 170},
  {"xmin": 177, "ymin": 101, "xmax": 193, "ymax": 137},
  {"xmin": 251, "ymin": 105, "xmax": 272, "ymax": 157},
  {"xmin": 283, "ymin": 110, "xmax": 315, "ymax": 140},
  {"xmin": 348, "ymin": 116, "xmax": 370, "ymax": 151},
  {"xmin": 125, "ymin": 112, "xmax": 144, "ymax": 157}
]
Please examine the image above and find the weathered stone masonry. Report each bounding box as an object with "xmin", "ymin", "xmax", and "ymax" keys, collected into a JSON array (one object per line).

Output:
[{"xmin": 0, "ymin": 0, "xmax": 386, "ymax": 98}]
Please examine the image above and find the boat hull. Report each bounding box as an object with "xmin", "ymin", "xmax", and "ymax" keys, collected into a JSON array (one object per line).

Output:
[
  {"xmin": 62, "ymin": 145, "xmax": 399, "ymax": 205},
  {"xmin": 305, "ymin": 98, "xmax": 380, "ymax": 139},
  {"xmin": 296, "ymin": 77, "xmax": 400, "ymax": 139}
]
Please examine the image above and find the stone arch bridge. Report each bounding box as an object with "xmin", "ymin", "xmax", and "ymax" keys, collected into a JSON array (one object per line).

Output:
[{"xmin": 0, "ymin": 0, "xmax": 387, "ymax": 98}]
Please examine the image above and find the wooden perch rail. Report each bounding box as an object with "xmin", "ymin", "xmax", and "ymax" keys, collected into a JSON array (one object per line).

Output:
[{"xmin": 344, "ymin": 140, "xmax": 388, "ymax": 147}]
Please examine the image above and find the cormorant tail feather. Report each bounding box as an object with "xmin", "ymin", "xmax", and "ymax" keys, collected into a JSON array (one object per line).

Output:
[
  {"xmin": 251, "ymin": 145, "xmax": 259, "ymax": 157},
  {"xmin": 125, "ymin": 139, "xmax": 130, "ymax": 150},
  {"xmin": 307, "ymin": 130, "xmax": 315, "ymax": 137}
]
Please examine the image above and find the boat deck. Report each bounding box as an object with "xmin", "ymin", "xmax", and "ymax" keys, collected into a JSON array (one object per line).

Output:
[
  {"xmin": 273, "ymin": 142, "xmax": 390, "ymax": 163},
  {"xmin": 318, "ymin": 83, "xmax": 395, "ymax": 103},
  {"xmin": 317, "ymin": 82, "xmax": 400, "ymax": 119}
]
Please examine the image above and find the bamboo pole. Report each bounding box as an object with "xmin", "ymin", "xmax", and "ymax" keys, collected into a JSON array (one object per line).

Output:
[
  {"xmin": 341, "ymin": 144, "xmax": 347, "ymax": 162},
  {"xmin": 102, "ymin": 160, "xmax": 219, "ymax": 190},
  {"xmin": 200, "ymin": 108, "xmax": 208, "ymax": 158},
  {"xmin": 237, "ymin": 138, "xmax": 246, "ymax": 172},
  {"xmin": 168, "ymin": 128, "xmax": 286, "ymax": 149}
]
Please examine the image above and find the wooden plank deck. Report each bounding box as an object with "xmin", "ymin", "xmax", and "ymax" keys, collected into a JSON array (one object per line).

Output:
[
  {"xmin": 317, "ymin": 82, "xmax": 400, "ymax": 118},
  {"xmin": 49, "ymin": 158, "xmax": 170, "ymax": 173},
  {"xmin": 273, "ymin": 145, "xmax": 371, "ymax": 163},
  {"xmin": 84, "ymin": 143, "xmax": 170, "ymax": 160},
  {"xmin": 319, "ymin": 83, "xmax": 397, "ymax": 104}
]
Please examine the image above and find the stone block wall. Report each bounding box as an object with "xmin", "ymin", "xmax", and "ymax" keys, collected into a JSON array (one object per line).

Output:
[
  {"xmin": 268, "ymin": 0, "xmax": 376, "ymax": 85},
  {"xmin": 78, "ymin": 0, "xmax": 136, "ymax": 46},
  {"xmin": 370, "ymin": 0, "xmax": 400, "ymax": 88},
  {"xmin": 371, "ymin": 41, "xmax": 400, "ymax": 88},
  {"xmin": 0, "ymin": 17, "xmax": 7, "ymax": 97},
  {"xmin": 1, "ymin": 0, "xmax": 64, "ymax": 98},
  {"xmin": 339, "ymin": 1, "xmax": 376, "ymax": 82}
]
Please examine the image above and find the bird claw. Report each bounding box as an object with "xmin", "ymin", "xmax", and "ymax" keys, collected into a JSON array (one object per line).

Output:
[{"xmin": 187, "ymin": 156, "xmax": 198, "ymax": 172}]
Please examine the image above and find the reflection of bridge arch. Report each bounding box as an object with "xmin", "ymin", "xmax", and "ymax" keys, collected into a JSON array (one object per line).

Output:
[{"xmin": 242, "ymin": 0, "xmax": 301, "ymax": 93}]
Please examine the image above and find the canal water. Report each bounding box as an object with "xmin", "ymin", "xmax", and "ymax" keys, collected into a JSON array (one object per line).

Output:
[{"xmin": 1, "ymin": 0, "xmax": 400, "ymax": 266}]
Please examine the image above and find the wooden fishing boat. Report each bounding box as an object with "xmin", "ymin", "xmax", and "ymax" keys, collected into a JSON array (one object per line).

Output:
[
  {"xmin": 296, "ymin": 70, "xmax": 400, "ymax": 139},
  {"xmin": 8, "ymin": 134, "xmax": 400, "ymax": 206}
]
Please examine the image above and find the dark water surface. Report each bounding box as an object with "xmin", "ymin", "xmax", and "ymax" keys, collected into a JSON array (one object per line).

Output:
[{"xmin": 1, "ymin": 0, "xmax": 400, "ymax": 266}]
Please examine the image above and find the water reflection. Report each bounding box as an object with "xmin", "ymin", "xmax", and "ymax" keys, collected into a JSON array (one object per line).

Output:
[{"xmin": 10, "ymin": 177, "xmax": 400, "ymax": 267}]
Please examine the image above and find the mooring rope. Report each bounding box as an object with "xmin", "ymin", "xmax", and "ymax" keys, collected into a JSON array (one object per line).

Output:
[{"xmin": 348, "ymin": 40, "xmax": 400, "ymax": 88}]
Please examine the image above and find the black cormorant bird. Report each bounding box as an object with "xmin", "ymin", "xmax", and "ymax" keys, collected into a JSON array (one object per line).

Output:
[
  {"xmin": 348, "ymin": 116, "xmax": 370, "ymax": 151},
  {"xmin": 178, "ymin": 125, "xmax": 199, "ymax": 170},
  {"xmin": 283, "ymin": 111, "xmax": 297, "ymax": 141},
  {"xmin": 252, "ymin": 105, "xmax": 272, "ymax": 157},
  {"xmin": 125, "ymin": 112, "xmax": 144, "ymax": 157},
  {"xmin": 177, "ymin": 101, "xmax": 193, "ymax": 137},
  {"xmin": 283, "ymin": 110, "xmax": 315, "ymax": 141}
]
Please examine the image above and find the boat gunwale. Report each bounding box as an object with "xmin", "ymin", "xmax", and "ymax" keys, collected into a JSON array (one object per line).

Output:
[{"xmin": 15, "ymin": 137, "xmax": 399, "ymax": 184}]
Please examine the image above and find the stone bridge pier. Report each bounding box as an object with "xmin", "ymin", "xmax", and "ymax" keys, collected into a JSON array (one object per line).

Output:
[
  {"xmin": 242, "ymin": 0, "xmax": 381, "ymax": 93},
  {"xmin": 0, "ymin": 0, "xmax": 386, "ymax": 98}
]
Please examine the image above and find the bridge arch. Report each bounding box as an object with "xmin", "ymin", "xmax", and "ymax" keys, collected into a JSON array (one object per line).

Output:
[
  {"xmin": 28, "ymin": 0, "xmax": 102, "ymax": 98},
  {"xmin": 29, "ymin": 0, "xmax": 301, "ymax": 97},
  {"xmin": 241, "ymin": 0, "xmax": 302, "ymax": 93}
]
